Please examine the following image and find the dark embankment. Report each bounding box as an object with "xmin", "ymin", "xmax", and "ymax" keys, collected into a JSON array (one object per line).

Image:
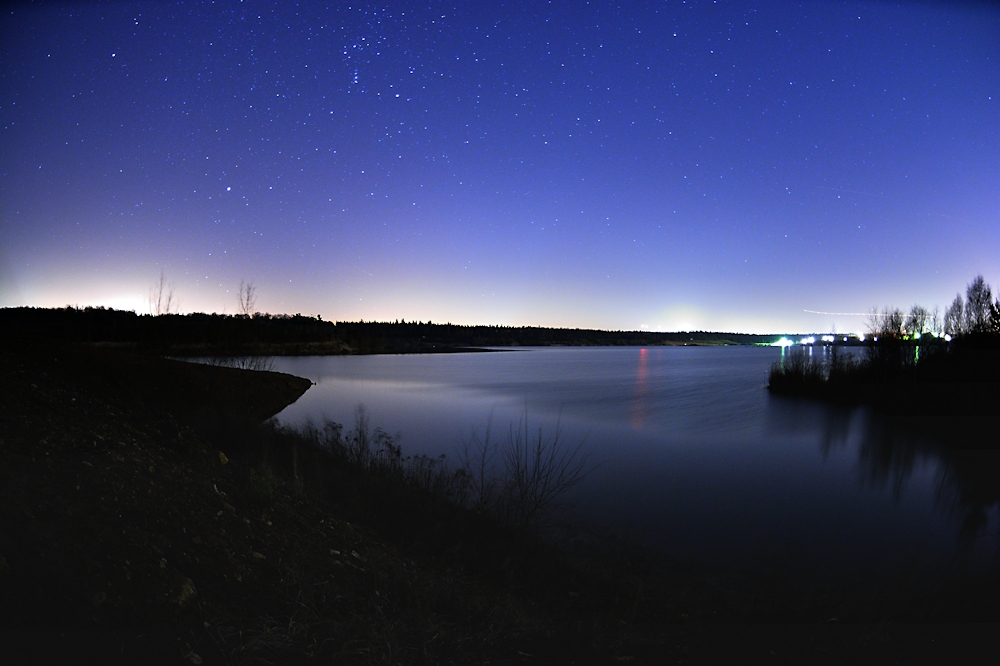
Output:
[{"xmin": 2, "ymin": 341, "xmax": 999, "ymax": 663}]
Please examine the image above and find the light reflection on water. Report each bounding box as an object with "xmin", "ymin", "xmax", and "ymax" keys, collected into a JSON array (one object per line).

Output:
[{"xmin": 271, "ymin": 346, "xmax": 999, "ymax": 580}]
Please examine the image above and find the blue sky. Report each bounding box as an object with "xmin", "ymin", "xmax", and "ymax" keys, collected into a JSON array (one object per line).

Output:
[{"xmin": 2, "ymin": 0, "xmax": 997, "ymax": 333}]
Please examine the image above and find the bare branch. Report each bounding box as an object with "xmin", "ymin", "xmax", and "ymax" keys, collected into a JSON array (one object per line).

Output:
[
  {"xmin": 148, "ymin": 269, "xmax": 177, "ymax": 316},
  {"xmin": 237, "ymin": 280, "xmax": 258, "ymax": 317},
  {"xmin": 463, "ymin": 409, "xmax": 594, "ymax": 529}
]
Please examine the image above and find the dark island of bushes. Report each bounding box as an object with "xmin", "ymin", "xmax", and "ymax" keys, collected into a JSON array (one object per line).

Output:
[{"xmin": 768, "ymin": 275, "xmax": 1000, "ymax": 419}]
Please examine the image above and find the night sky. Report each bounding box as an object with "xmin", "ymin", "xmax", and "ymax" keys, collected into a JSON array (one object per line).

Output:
[{"xmin": 2, "ymin": 1, "xmax": 997, "ymax": 333}]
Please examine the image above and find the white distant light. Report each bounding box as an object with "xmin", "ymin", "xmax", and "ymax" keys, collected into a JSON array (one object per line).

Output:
[
  {"xmin": 771, "ymin": 337, "xmax": 794, "ymax": 347},
  {"xmin": 821, "ymin": 335, "xmax": 835, "ymax": 342},
  {"xmin": 800, "ymin": 336, "xmax": 816, "ymax": 345},
  {"xmin": 858, "ymin": 334, "xmax": 865, "ymax": 342},
  {"xmin": 944, "ymin": 334, "xmax": 952, "ymax": 342}
]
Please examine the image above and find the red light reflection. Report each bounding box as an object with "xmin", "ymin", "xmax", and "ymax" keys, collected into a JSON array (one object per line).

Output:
[{"xmin": 630, "ymin": 348, "xmax": 650, "ymax": 429}]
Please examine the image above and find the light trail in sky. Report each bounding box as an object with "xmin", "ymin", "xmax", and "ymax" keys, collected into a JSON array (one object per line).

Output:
[{"xmin": 805, "ymin": 310, "xmax": 889, "ymax": 317}]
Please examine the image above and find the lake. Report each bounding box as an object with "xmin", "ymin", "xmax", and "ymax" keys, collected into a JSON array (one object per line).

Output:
[{"xmin": 269, "ymin": 346, "xmax": 999, "ymax": 581}]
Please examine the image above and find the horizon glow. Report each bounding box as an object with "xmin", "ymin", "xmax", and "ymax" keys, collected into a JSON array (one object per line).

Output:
[{"xmin": 2, "ymin": 1, "xmax": 998, "ymax": 333}]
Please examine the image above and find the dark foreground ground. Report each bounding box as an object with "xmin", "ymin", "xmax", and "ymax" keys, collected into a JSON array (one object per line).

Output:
[{"xmin": 1, "ymin": 342, "xmax": 998, "ymax": 665}]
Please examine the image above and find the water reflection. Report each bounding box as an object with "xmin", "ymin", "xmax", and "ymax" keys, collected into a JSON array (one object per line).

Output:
[
  {"xmin": 630, "ymin": 348, "xmax": 650, "ymax": 429},
  {"xmin": 938, "ymin": 448, "xmax": 1000, "ymax": 541},
  {"xmin": 767, "ymin": 395, "xmax": 1000, "ymax": 547},
  {"xmin": 764, "ymin": 395, "xmax": 857, "ymax": 457},
  {"xmin": 271, "ymin": 348, "xmax": 998, "ymax": 577}
]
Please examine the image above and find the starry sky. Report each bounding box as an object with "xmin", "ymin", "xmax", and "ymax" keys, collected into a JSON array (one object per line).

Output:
[{"xmin": 1, "ymin": 1, "xmax": 997, "ymax": 334}]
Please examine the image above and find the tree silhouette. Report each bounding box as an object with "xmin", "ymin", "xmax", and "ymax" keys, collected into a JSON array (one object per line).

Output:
[
  {"xmin": 237, "ymin": 280, "xmax": 257, "ymax": 317},
  {"xmin": 964, "ymin": 274, "xmax": 993, "ymax": 333},
  {"xmin": 945, "ymin": 294, "xmax": 964, "ymax": 336},
  {"xmin": 904, "ymin": 305, "xmax": 930, "ymax": 336},
  {"xmin": 148, "ymin": 269, "xmax": 177, "ymax": 316}
]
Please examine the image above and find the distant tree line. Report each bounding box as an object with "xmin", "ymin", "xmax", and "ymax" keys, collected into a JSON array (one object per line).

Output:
[
  {"xmin": 0, "ymin": 307, "xmax": 340, "ymax": 350},
  {"xmin": 334, "ymin": 321, "xmax": 781, "ymax": 349},
  {"xmin": 0, "ymin": 268, "xmax": 815, "ymax": 352},
  {"xmin": 0, "ymin": 306, "xmax": 788, "ymax": 353}
]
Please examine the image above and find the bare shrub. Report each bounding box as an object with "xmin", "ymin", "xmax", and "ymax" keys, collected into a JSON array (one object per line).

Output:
[
  {"xmin": 826, "ymin": 344, "xmax": 857, "ymax": 383},
  {"xmin": 768, "ymin": 344, "xmax": 862, "ymax": 390},
  {"xmin": 904, "ymin": 305, "xmax": 930, "ymax": 336},
  {"xmin": 299, "ymin": 418, "xmax": 343, "ymax": 454},
  {"xmin": 406, "ymin": 453, "xmax": 470, "ymax": 503},
  {"xmin": 460, "ymin": 411, "xmax": 593, "ymax": 529},
  {"xmin": 867, "ymin": 307, "xmax": 904, "ymax": 340},
  {"xmin": 148, "ymin": 269, "xmax": 177, "ymax": 315},
  {"xmin": 930, "ymin": 306, "xmax": 941, "ymax": 337},
  {"xmin": 501, "ymin": 414, "xmax": 592, "ymax": 528},
  {"xmin": 345, "ymin": 405, "xmax": 403, "ymax": 474},
  {"xmin": 286, "ymin": 405, "xmax": 592, "ymax": 530},
  {"xmin": 208, "ymin": 355, "xmax": 276, "ymax": 372},
  {"xmin": 459, "ymin": 416, "xmax": 504, "ymax": 514},
  {"xmin": 237, "ymin": 279, "xmax": 257, "ymax": 317},
  {"xmin": 768, "ymin": 348, "xmax": 826, "ymax": 389},
  {"xmin": 863, "ymin": 307, "xmax": 910, "ymax": 379},
  {"xmin": 230, "ymin": 355, "xmax": 276, "ymax": 372}
]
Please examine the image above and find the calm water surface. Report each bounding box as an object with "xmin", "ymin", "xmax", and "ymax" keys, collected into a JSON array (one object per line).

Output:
[{"xmin": 271, "ymin": 347, "xmax": 999, "ymax": 580}]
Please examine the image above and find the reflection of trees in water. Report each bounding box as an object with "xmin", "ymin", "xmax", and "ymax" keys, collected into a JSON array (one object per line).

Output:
[
  {"xmin": 933, "ymin": 448, "xmax": 1000, "ymax": 541},
  {"xmin": 767, "ymin": 396, "xmax": 1000, "ymax": 544},
  {"xmin": 815, "ymin": 404, "xmax": 854, "ymax": 461},
  {"xmin": 855, "ymin": 416, "xmax": 928, "ymax": 501},
  {"xmin": 855, "ymin": 416, "xmax": 1000, "ymax": 543},
  {"xmin": 764, "ymin": 397, "xmax": 855, "ymax": 460}
]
